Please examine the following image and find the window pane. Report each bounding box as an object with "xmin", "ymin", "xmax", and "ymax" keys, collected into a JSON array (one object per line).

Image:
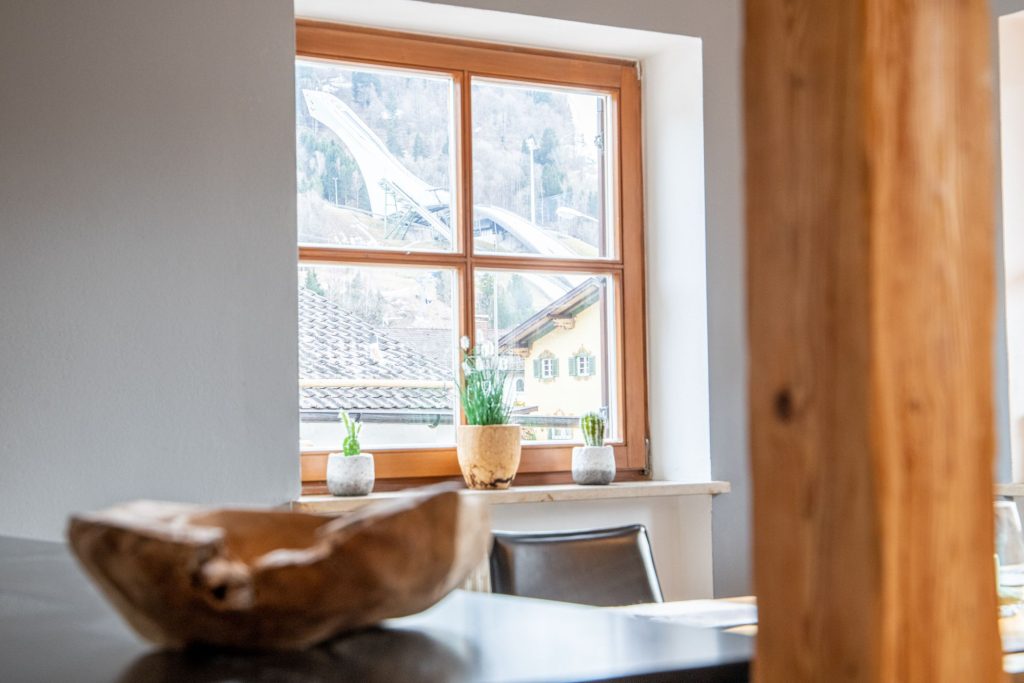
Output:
[
  {"xmin": 474, "ymin": 270, "xmax": 618, "ymax": 442},
  {"xmin": 299, "ymin": 265, "xmax": 457, "ymax": 450},
  {"xmin": 296, "ymin": 60, "xmax": 456, "ymax": 251},
  {"xmin": 472, "ymin": 79, "xmax": 614, "ymax": 259}
]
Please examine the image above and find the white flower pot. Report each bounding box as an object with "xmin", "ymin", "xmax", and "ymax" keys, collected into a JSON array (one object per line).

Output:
[
  {"xmin": 326, "ymin": 453, "xmax": 375, "ymax": 496},
  {"xmin": 572, "ymin": 446, "xmax": 615, "ymax": 485}
]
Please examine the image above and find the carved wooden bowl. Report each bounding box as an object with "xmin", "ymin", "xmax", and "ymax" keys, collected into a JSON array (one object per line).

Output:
[{"xmin": 67, "ymin": 485, "xmax": 489, "ymax": 650}]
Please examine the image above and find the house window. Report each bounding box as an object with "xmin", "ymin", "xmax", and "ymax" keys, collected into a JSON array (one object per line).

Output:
[
  {"xmin": 548, "ymin": 427, "xmax": 574, "ymax": 441},
  {"xmin": 570, "ymin": 351, "xmax": 595, "ymax": 378},
  {"xmin": 296, "ymin": 21, "xmax": 648, "ymax": 489},
  {"xmin": 534, "ymin": 354, "xmax": 558, "ymax": 381}
]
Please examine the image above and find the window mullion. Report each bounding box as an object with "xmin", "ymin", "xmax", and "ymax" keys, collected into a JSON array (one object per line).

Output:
[
  {"xmin": 457, "ymin": 69, "xmax": 474, "ymax": 432},
  {"xmin": 458, "ymin": 70, "xmax": 475, "ymax": 350}
]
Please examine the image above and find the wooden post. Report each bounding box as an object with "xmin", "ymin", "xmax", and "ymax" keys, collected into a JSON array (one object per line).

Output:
[{"xmin": 745, "ymin": 1, "xmax": 1002, "ymax": 681}]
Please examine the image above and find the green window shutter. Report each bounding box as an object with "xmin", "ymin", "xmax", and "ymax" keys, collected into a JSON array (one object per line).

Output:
[
  {"xmin": 533, "ymin": 358, "xmax": 542, "ymax": 378},
  {"xmin": 586, "ymin": 354, "xmax": 596, "ymax": 376},
  {"xmin": 551, "ymin": 358, "xmax": 559, "ymax": 377},
  {"xmin": 568, "ymin": 355, "xmax": 578, "ymax": 377}
]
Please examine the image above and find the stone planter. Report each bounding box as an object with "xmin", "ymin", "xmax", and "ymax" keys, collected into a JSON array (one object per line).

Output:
[
  {"xmin": 326, "ymin": 453, "xmax": 375, "ymax": 496},
  {"xmin": 456, "ymin": 425, "xmax": 522, "ymax": 490},
  {"xmin": 572, "ymin": 445, "xmax": 615, "ymax": 485}
]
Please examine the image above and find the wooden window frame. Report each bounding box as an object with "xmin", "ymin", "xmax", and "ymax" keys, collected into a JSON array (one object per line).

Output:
[{"xmin": 296, "ymin": 20, "xmax": 649, "ymax": 492}]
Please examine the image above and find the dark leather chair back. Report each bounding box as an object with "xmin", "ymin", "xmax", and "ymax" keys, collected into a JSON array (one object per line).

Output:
[{"xmin": 489, "ymin": 524, "xmax": 664, "ymax": 606}]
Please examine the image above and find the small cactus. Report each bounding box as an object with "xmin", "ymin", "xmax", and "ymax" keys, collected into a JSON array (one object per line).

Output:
[
  {"xmin": 580, "ymin": 412, "xmax": 605, "ymax": 447},
  {"xmin": 339, "ymin": 411, "xmax": 362, "ymax": 456}
]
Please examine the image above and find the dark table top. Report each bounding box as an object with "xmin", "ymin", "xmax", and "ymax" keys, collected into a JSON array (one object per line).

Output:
[{"xmin": 0, "ymin": 535, "xmax": 751, "ymax": 683}]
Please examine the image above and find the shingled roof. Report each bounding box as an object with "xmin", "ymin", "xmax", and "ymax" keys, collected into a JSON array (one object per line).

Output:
[{"xmin": 298, "ymin": 286, "xmax": 453, "ymax": 417}]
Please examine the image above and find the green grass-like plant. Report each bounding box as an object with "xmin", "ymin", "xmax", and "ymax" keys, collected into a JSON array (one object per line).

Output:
[
  {"xmin": 457, "ymin": 337, "xmax": 513, "ymax": 426},
  {"xmin": 581, "ymin": 412, "xmax": 605, "ymax": 447},
  {"xmin": 339, "ymin": 411, "xmax": 362, "ymax": 456}
]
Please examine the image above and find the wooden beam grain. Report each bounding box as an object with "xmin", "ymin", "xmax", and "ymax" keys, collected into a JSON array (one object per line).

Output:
[{"xmin": 745, "ymin": 1, "xmax": 1002, "ymax": 681}]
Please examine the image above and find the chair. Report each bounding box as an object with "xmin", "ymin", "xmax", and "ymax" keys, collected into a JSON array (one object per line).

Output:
[{"xmin": 489, "ymin": 524, "xmax": 664, "ymax": 606}]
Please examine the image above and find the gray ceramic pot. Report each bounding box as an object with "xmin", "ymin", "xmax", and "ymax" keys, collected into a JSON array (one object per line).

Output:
[
  {"xmin": 571, "ymin": 445, "xmax": 615, "ymax": 485},
  {"xmin": 326, "ymin": 453, "xmax": 375, "ymax": 496}
]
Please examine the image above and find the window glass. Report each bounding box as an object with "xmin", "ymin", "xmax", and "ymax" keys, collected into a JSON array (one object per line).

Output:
[
  {"xmin": 296, "ymin": 60, "xmax": 457, "ymax": 251},
  {"xmin": 299, "ymin": 264, "xmax": 457, "ymax": 450},
  {"xmin": 473, "ymin": 270, "xmax": 617, "ymax": 442},
  {"xmin": 471, "ymin": 79, "xmax": 614, "ymax": 259}
]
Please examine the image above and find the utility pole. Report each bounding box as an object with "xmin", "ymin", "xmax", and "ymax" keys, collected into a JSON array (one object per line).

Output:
[{"xmin": 526, "ymin": 135, "xmax": 538, "ymax": 224}]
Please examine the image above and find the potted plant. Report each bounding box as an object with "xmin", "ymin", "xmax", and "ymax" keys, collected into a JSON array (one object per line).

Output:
[
  {"xmin": 326, "ymin": 412, "xmax": 375, "ymax": 496},
  {"xmin": 572, "ymin": 412, "xmax": 615, "ymax": 485},
  {"xmin": 456, "ymin": 337, "xmax": 521, "ymax": 489}
]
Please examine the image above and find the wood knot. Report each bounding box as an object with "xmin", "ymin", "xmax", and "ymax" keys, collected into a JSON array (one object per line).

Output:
[{"xmin": 774, "ymin": 388, "xmax": 794, "ymax": 422}]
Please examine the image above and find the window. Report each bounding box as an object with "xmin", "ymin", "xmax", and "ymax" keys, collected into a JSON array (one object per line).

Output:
[
  {"xmin": 548, "ymin": 427, "xmax": 574, "ymax": 441},
  {"xmin": 571, "ymin": 351, "xmax": 595, "ymax": 378},
  {"xmin": 296, "ymin": 21, "xmax": 648, "ymax": 489}
]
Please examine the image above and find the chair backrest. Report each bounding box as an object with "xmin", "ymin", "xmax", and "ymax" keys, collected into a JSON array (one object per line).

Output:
[{"xmin": 489, "ymin": 524, "xmax": 664, "ymax": 606}]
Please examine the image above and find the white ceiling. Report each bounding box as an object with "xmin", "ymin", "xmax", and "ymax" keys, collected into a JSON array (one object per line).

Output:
[{"xmin": 293, "ymin": 0, "xmax": 697, "ymax": 61}]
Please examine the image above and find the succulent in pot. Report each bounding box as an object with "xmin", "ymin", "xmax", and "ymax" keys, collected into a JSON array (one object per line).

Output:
[
  {"xmin": 327, "ymin": 412, "xmax": 375, "ymax": 496},
  {"xmin": 455, "ymin": 336, "xmax": 522, "ymax": 490},
  {"xmin": 572, "ymin": 411, "xmax": 615, "ymax": 485}
]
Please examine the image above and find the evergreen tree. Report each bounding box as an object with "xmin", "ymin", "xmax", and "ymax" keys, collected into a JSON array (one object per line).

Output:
[
  {"xmin": 476, "ymin": 273, "xmax": 495, "ymax": 326},
  {"xmin": 338, "ymin": 272, "xmax": 385, "ymax": 327},
  {"xmin": 495, "ymin": 274, "xmax": 535, "ymax": 329},
  {"xmin": 535, "ymin": 127, "xmax": 559, "ymax": 166},
  {"xmin": 541, "ymin": 164, "xmax": 565, "ymax": 198},
  {"xmin": 304, "ymin": 270, "xmax": 326, "ymax": 297},
  {"xmin": 412, "ymin": 133, "xmax": 428, "ymax": 160},
  {"xmin": 351, "ymin": 71, "xmax": 381, "ymax": 106}
]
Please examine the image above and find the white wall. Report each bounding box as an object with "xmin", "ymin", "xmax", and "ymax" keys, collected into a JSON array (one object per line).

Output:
[
  {"xmin": 998, "ymin": 6, "xmax": 1024, "ymax": 480},
  {"xmin": 0, "ymin": 0, "xmax": 300, "ymax": 539},
  {"xmin": 490, "ymin": 496, "xmax": 712, "ymax": 600}
]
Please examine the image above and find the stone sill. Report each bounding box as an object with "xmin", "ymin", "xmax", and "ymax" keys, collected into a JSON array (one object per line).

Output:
[
  {"xmin": 293, "ymin": 480, "xmax": 731, "ymax": 514},
  {"xmin": 997, "ymin": 483, "xmax": 1024, "ymax": 497}
]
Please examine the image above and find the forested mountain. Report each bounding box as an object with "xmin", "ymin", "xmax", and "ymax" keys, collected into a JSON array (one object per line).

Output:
[
  {"xmin": 295, "ymin": 60, "xmax": 604, "ymax": 236},
  {"xmin": 295, "ymin": 59, "xmax": 603, "ymax": 347}
]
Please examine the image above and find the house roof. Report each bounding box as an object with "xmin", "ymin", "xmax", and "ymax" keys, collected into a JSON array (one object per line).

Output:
[
  {"xmin": 498, "ymin": 277, "xmax": 604, "ymax": 351},
  {"xmin": 385, "ymin": 327, "xmax": 453, "ymax": 369},
  {"xmin": 299, "ymin": 286, "xmax": 452, "ymax": 415}
]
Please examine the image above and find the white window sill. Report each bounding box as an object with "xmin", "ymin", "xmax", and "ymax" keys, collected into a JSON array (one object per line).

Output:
[
  {"xmin": 997, "ymin": 483, "xmax": 1024, "ymax": 497},
  {"xmin": 293, "ymin": 480, "xmax": 730, "ymax": 514}
]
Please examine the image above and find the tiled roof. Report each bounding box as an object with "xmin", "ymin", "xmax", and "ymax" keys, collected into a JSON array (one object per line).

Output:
[
  {"xmin": 385, "ymin": 327, "xmax": 453, "ymax": 370},
  {"xmin": 299, "ymin": 286, "xmax": 452, "ymax": 414}
]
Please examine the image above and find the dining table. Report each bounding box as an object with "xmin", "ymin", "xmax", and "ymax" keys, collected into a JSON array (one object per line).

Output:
[
  {"xmin": 0, "ymin": 535, "xmax": 751, "ymax": 683},
  {"xmin": 612, "ymin": 594, "xmax": 1024, "ymax": 681}
]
